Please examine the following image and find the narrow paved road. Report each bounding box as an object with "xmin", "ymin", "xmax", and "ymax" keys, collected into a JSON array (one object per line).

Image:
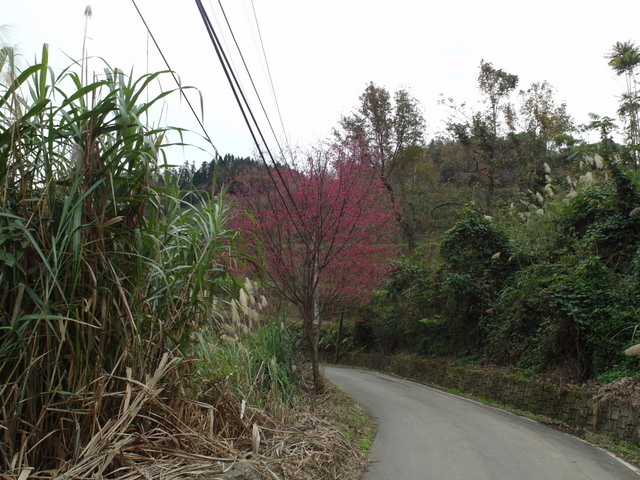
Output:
[{"xmin": 324, "ymin": 366, "xmax": 640, "ymax": 480}]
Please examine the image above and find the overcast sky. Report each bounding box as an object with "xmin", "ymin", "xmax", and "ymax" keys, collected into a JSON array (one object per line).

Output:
[{"xmin": 3, "ymin": 0, "xmax": 640, "ymax": 164}]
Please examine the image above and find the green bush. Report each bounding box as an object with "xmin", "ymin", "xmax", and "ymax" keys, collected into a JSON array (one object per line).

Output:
[
  {"xmin": 364, "ymin": 155, "xmax": 640, "ymax": 380},
  {"xmin": 363, "ymin": 251, "xmax": 438, "ymax": 354},
  {"xmin": 438, "ymin": 210, "xmax": 517, "ymax": 352},
  {"xmin": 195, "ymin": 318, "xmax": 300, "ymax": 407}
]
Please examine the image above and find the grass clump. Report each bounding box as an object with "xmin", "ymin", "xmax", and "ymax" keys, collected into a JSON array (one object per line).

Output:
[
  {"xmin": 195, "ymin": 315, "xmax": 301, "ymax": 410},
  {"xmin": 0, "ymin": 45, "xmax": 244, "ymax": 475}
]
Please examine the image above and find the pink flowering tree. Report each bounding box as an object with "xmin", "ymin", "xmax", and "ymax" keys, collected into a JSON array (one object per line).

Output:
[{"xmin": 232, "ymin": 144, "xmax": 398, "ymax": 392}]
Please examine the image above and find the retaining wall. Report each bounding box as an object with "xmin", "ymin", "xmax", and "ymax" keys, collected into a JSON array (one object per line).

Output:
[{"xmin": 338, "ymin": 353, "xmax": 640, "ymax": 445}]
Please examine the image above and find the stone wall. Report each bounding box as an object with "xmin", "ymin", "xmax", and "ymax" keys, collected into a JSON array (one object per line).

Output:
[{"xmin": 338, "ymin": 353, "xmax": 640, "ymax": 445}]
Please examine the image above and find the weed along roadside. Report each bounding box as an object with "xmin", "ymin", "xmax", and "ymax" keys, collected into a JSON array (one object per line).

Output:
[
  {"xmin": 335, "ymin": 353, "xmax": 640, "ymax": 465},
  {"xmin": 0, "ymin": 47, "xmax": 370, "ymax": 480}
]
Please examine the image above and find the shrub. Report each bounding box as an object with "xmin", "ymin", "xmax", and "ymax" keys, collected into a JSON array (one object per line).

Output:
[{"xmin": 438, "ymin": 210, "xmax": 517, "ymax": 353}]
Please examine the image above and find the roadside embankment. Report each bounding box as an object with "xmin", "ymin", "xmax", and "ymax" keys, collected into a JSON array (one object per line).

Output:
[{"xmin": 338, "ymin": 353, "xmax": 640, "ymax": 445}]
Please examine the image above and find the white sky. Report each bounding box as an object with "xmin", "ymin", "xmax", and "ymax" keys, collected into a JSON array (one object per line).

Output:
[{"xmin": 3, "ymin": 0, "xmax": 640, "ymax": 164}]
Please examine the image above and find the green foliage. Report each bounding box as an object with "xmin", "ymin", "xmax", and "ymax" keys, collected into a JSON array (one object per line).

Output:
[
  {"xmin": 338, "ymin": 46, "xmax": 640, "ymax": 384},
  {"xmin": 441, "ymin": 210, "xmax": 514, "ymax": 278},
  {"xmin": 438, "ymin": 210, "xmax": 517, "ymax": 348},
  {"xmin": 487, "ymin": 160, "xmax": 640, "ymax": 378},
  {"xmin": 360, "ymin": 213, "xmax": 519, "ymax": 358},
  {"xmin": 538, "ymin": 257, "xmax": 617, "ymax": 377},
  {"xmin": 363, "ymin": 139, "xmax": 640, "ymax": 381},
  {"xmin": 195, "ymin": 319, "xmax": 300, "ymax": 407},
  {"xmin": 363, "ymin": 248, "xmax": 439, "ymax": 354},
  {"xmin": 557, "ymin": 157, "xmax": 640, "ymax": 271},
  {"xmin": 485, "ymin": 261, "xmax": 555, "ymax": 368},
  {"xmin": 178, "ymin": 153, "xmax": 263, "ymax": 196},
  {"xmin": 318, "ymin": 324, "xmax": 355, "ymax": 354}
]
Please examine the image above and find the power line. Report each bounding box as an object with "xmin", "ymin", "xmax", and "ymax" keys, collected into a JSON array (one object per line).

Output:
[
  {"xmin": 248, "ymin": 0, "xmax": 291, "ymax": 152},
  {"xmin": 214, "ymin": 0, "xmax": 303, "ymax": 200},
  {"xmin": 130, "ymin": 0, "xmax": 218, "ymax": 160},
  {"xmin": 214, "ymin": 0, "xmax": 289, "ymax": 156},
  {"xmin": 250, "ymin": 0, "xmax": 290, "ymax": 153},
  {"xmin": 193, "ymin": 0, "xmax": 305, "ymax": 230},
  {"xmin": 132, "ymin": 0, "xmax": 303, "ymax": 224},
  {"xmin": 131, "ymin": 0, "xmax": 246, "ymax": 194}
]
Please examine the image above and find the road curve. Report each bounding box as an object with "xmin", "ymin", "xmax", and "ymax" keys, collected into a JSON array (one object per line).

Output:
[{"xmin": 324, "ymin": 366, "xmax": 640, "ymax": 480}]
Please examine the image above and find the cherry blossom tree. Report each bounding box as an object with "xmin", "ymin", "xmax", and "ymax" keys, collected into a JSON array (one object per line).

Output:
[{"xmin": 232, "ymin": 144, "xmax": 398, "ymax": 392}]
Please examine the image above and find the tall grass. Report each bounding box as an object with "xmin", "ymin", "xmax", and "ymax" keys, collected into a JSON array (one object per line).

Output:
[
  {"xmin": 195, "ymin": 317, "xmax": 300, "ymax": 410},
  {"xmin": 0, "ymin": 45, "xmax": 240, "ymax": 472}
]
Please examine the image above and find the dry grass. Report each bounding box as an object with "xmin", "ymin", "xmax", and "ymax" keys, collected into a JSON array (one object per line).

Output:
[
  {"xmin": 0, "ymin": 358, "xmax": 369, "ymax": 480},
  {"xmin": 242, "ymin": 371, "xmax": 371, "ymax": 480},
  {"xmin": 253, "ymin": 411, "xmax": 368, "ymax": 480},
  {"xmin": 588, "ymin": 377, "xmax": 640, "ymax": 409},
  {"xmin": 315, "ymin": 384, "xmax": 377, "ymax": 456}
]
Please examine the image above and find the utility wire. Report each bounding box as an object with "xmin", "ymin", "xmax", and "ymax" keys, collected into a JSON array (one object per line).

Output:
[
  {"xmin": 131, "ymin": 0, "xmax": 243, "ymax": 195},
  {"xmin": 215, "ymin": 0, "xmax": 288, "ymax": 157},
  {"xmin": 213, "ymin": 0, "xmax": 302, "ymax": 200},
  {"xmin": 249, "ymin": 0, "xmax": 290, "ymax": 152},
  {"xmin": 130, "ymin": 0, "xmax": 215, "ymax": 154},
  {"xmin": 133, "ymin": 0, "xmax": 301, "ymax": 223},
  {"xmin": 193, "ymin": 0, "xmax": 305, "ymax": 229}
]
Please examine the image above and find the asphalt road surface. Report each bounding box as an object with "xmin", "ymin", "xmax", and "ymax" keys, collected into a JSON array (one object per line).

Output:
[{"xmin": 324, "ymin": 366, "xmax": 640, "ymax": 480}]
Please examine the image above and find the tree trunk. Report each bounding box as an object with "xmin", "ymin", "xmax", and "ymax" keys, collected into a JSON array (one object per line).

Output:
[
  {"xmin": 304, "ymin": 312, "xmax": 323, "ymax": 393},
  {"xmin": 334, "ymin": 309, "xmax": 345, "ymax": 363}
]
